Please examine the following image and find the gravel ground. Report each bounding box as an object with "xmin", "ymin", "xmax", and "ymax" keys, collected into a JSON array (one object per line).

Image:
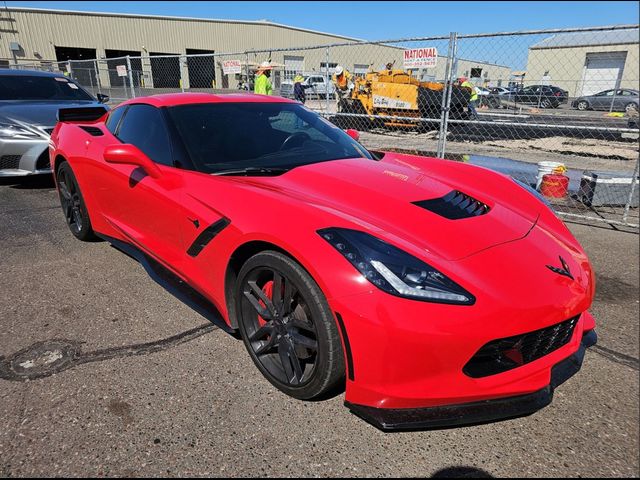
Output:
[{"xmin": 0, "ymin": 175, "xmax": 638, "ymax": 478}]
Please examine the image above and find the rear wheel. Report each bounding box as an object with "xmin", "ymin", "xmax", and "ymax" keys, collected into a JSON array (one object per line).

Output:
[
  {"xmin": 56, "ymin": 161, "xmax": 96, "ymax": 241},
  {"xmin": 625, "ymin": 102, "xmax": 638, "ymax": 113},
  {"xmin": 236, "ymin": 251, "xmax": 345, "ymax": 399},
  {"xmin": 540, "ymin": 98, "xmax": 552, "ymax": 109},
  {"xmin": 577, "ymin": 100, "xmax": 589, "ymax": 111}
]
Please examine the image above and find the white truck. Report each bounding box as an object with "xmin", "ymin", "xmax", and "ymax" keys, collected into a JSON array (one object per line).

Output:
[{"xmin": 279, "ymin": 74, "xmax": 336, "ymax": 100}]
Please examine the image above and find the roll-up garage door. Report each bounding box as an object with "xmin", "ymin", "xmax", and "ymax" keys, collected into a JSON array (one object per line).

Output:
[{"xmin": 580, "ymin": 52, "xmax": 627, "ymax": 96}]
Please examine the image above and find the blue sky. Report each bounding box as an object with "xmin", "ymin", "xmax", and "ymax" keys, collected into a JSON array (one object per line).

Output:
[{"xmin": 5, "ymin": 1, "xmax": 639, "ymax": 40}]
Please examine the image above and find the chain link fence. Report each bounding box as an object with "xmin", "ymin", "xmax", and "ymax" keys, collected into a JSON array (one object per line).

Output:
[{"xmin": 12, "ymin": 25, "xmax": 639, "ymax": 229}]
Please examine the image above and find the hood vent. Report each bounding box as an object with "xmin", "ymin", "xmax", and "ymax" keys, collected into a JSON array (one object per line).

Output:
[
  {"xmin": 413, "ymin": 190, "xmax": 490, "ymax": 220},
  {"xmin": 79, "ymin": 126, "xmax": 104, "ymax": 136}
]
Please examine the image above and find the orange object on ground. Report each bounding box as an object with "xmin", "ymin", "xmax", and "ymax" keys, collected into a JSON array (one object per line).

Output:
[{"xmin": 540, "ymin": 173, "xmax": 569, "ymax": 198}]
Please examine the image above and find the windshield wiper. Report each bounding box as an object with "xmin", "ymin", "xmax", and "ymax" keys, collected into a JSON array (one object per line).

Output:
[{"xmin": 213, "ymin": 167, "xmax": 290, "ymax": 176}]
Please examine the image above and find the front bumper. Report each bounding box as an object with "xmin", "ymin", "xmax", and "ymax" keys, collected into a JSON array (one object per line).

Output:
[
  {"xmin": 0, "ymin": 137, "xmax": 51, "ymax": 177},
  {"xmin": 346, "ymin": 329, "xmax": 596, "ymax": 431}
]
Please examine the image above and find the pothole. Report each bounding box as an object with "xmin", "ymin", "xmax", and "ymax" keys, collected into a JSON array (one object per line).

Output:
[{"xmin": 0, "ymin": 340, "xmax": 82, "ymax": 381}]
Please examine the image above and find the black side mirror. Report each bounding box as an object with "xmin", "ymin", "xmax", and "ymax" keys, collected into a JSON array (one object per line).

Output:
[{"xmin": 97, "ymin": 93, "xmax": 110, "ymax": 104}]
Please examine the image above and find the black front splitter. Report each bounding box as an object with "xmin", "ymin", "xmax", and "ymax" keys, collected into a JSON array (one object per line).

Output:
[{"xmin": 345, "ymin": 329, "xmax": 597, "ymax": 432}]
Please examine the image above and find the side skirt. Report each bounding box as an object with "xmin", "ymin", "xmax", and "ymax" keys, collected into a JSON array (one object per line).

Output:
[{"xmin": 98, "ymin": 234, "xmax": 236, "ymax": 336}]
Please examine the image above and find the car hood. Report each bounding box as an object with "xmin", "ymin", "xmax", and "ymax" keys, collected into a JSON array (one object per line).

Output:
[
  {"xmin": 236, "ymin": 154, "xmax": 541, "ymax": 261},
  {"xmin": 0, "ymin": 100, "xmax": 101, "ymax": 128}
]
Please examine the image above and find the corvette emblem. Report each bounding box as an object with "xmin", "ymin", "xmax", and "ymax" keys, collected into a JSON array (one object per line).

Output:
[{"xmin": 546, "ymin": 256, "xmax": 574, "ymax": 280}]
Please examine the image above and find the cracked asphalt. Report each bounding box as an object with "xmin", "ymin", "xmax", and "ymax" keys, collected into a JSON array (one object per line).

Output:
[{"xmin": 1, "ymin": 175, "xmax": 638, "ymax": 477}]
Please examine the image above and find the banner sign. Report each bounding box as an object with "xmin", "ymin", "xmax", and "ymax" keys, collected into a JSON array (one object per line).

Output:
[
  {"xmin": 116, "ymin": 65, "xmax": 128, "ymax": 77},
  {"xmin": 403, "ymin": 47, "xmax": 438, "ymax": 69},
  {"xmin": 222, "ymin": 60, "xmax": 242, "ymax": 75}
]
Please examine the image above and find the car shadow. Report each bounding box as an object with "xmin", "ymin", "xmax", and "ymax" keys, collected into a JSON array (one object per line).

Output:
[
  {"xmin": 432, "ymin": 466, "xmax": 494, "ymax": 478},
  {"xmin": 0, "ymin": 175, "xmax": 55, "ymax": 190}
]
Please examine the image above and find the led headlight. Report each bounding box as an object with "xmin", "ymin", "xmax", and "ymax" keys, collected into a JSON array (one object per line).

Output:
[
  {"xmin": 318, "ymin": 227, "xmax": 475, "ymax": 305},
  {"xmin": 0, "ymin": 122, "xmax": 40, "ymax": 139}
]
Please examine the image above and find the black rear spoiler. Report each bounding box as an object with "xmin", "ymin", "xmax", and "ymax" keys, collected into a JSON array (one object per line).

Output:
[{"xmin": 57, "ymin": 106, "xmax": 108, "ymax": 123}]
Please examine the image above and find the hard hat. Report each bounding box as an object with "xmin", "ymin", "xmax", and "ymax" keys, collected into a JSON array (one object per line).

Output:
[
  {"xmin": 258, "ymin": 61, "xmax": 272, "ymax": 70},
  {"xmin": 294, "ymin": 74, "xmax": 304, "ymax": 83},
  {"xmin": 458, "ymin": 76, "xmax": 467, "ymax": 82},
  {"xmin": 335, "ymin": 65, "xmax": 344, "ymax": 76}
]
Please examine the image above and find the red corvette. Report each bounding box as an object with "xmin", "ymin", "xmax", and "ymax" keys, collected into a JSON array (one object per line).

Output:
[{"xmin": 50, "ymin": 93, "xmax": 596, "ymax": 430}]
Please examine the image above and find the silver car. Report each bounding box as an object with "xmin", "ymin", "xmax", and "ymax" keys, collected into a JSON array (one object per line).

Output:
[
  {"xmin": 572, "ymin": 89, "xmax": 639, "ymax": 112},
  {"xmin": 0, "ymin": 69, "xmax": 108, "ymax": 177}
]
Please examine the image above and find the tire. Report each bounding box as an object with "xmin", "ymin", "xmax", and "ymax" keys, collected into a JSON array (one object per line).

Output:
[
  {"xmin": 56, "ymin": 161, "xmax": 97, "ymax": 241},
  {"xmin": 540, "ymin": 99, "xmax": 552, "ymax": 109},
  {"xmin": 625, "ymin": 102, "xmax": 638, "ymax": 113},
  {"xmin": 577, "ymin": 100, "xmax": 589, "ymax": 111},
  {"xmin": 235, "ymin": 250, "xmax": 345, "ymax": 400}
]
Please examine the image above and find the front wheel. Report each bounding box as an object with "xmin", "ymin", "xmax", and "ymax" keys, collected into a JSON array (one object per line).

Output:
[
  {"xmin": 235, "ymin": 251, "xmax": 345, "ymax": 400},
  {"xmin": 56, "ymin": 161, "xmax": 96, "ymax": 241}
]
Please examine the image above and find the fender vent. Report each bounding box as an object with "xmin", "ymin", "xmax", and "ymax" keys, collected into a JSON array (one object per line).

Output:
[
  {"xmin": 413, "ymin": 190, "xmax": 490, "ymax": 220},
  {"xmin": 79, "ymin": 126, "xmax": 104, "ymax": 136}
]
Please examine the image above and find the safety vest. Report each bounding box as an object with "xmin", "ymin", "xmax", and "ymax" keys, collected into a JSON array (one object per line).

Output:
[
  {"xmin": 461, "ymin": 81, "xmax": 478, "ymax": 101},
  {"xmin": 254, "ymin": 74, "xmax": 273, "ymax": 95}
]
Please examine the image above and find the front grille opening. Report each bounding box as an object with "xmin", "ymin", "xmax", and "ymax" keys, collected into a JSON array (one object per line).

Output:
[
  {"xmin": 0, "ymin": 155, "xmax": 21, "ymax": 170},
  {"xmin": 36, "ymin": 150, "xmax": 51, "ymax": 171},
  {"xmin": 463, "ymin": 315, "xmax": 580, "ymax": 378},
  {"xmin": 413, "ymin": 190, "xmax": 490, "ymax": 220}
]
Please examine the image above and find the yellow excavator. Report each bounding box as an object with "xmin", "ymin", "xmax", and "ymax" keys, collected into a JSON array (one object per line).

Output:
[{"xmin": 335, "ymin": 65, "xmax": 470, "ymax": 130}]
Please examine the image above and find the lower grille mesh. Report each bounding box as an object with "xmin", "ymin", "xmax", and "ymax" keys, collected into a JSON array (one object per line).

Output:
[
  {"xmin": 463, "ymin": 315, "xmax": 580, "ymax": 378},
  {"xmin": 0, "ymin": 155, "xmax": 21, "ymax": 170}
]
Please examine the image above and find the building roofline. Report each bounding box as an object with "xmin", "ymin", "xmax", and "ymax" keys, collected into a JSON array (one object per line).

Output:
[{"xmin": 5, "ymin": 6, "xmax": 365, "ymax": 42}]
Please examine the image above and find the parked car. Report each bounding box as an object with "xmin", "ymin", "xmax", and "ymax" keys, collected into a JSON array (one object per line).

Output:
[
  {"xmin": 571, "ymin": 89, "xmax": 639, "ymax": 112},
  {"xmin": 50, "ymin": 93, "xmax": 597, "ymax": 430},
  {"xmin": 476, "ymin": 86, "xmax": 502, "ymax": 109},
  {"xmin": 280, "ymin": 74, "xmax": 335, "ymax": 99},
  {"xmin": 0, "ymin": 69, "xmax": 108, "ymax": 177},
  {"xmin": 513, "ymin": 85, "xmax": 569, "ymax": 108}
]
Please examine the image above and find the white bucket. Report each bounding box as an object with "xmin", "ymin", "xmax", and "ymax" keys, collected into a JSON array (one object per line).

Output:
[{"xmin": 536, "ymin": 161, "xmax": 565, "ymax": 190}]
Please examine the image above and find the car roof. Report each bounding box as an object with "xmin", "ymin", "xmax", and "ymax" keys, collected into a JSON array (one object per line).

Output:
[
  {"xmin": 119, "ymin": 92, "xmax": 298, "ymax": 108},
  {"xmin": 0, "ymin": 68, "xmax": 68, "ymax": 78}
]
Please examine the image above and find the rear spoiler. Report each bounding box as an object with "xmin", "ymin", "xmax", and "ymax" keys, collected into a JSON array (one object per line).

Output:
[{"xmin": 57, "ymin": 106, "xmax": 109, "ymax": 123}]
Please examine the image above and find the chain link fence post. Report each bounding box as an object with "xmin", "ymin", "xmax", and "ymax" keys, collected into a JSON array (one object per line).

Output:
[
  {"xmin": 125, "ymin": 56, "xmax": 135, "ymax": 98},
  {"xmin": 325, "ymin": 46, "xmax": 330, "ymax": 114},
  {"xmin": 623, "ymin": 156, "xmax": 640, "ymax": 224},
  {"xmin": 179, "ymin": 55, "xmax": 186, "ymax": 93},
  {"xmin": 436, "ymin": 32, "xmax": 458, "ymax": 158}
]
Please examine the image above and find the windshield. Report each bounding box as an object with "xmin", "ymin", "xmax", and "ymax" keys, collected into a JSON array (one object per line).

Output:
[
  {"xmin": 0, "ymin": 75, "xmax": 94, "ymax": 101},
  {"xmin": 167, "ymin": 102, "xmax": 372, "ymax": 174}
]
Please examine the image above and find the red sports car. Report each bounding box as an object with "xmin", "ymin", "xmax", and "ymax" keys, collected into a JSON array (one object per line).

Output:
[{"xmin": 50, "ymin": 93, "xmax": 596, "ymax": 430}]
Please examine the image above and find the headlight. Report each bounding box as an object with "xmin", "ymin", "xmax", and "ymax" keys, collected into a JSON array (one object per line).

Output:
[
  {"xmin": 0, "ymin": 122, "xmax": 40, "ymax": 139},
  {"xmin": 318, "ymin": 227, "xmax": 475, "ymax": 305}
]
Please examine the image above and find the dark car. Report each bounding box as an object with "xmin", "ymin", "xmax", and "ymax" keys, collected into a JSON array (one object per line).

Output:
[
  {"xmin": 513, "ymin": 85, "xmax": 569, "ymax": 109},
  {"xmin": 0, "ymin": 69, "xmax": 109, "ymax": 176},
  {"xmin": 572, "ymin": 89, "xmax": 639, "ymax": 112}
]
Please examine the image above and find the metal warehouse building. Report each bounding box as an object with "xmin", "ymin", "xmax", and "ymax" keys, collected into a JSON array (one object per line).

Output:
[
  {"xmin": 525, "ymin": 28, "xmax": 639, "ymax": 97},
  {"xmin": 0, "ymin": 7, "xmax": 511, "ymax": 93}
]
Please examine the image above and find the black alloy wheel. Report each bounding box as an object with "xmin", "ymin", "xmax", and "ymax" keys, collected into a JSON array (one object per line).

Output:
[
  {"xmin": 236, "ymin": 251, "xmax": 344, "ymax": 399},
  {"xmin": 56, "ymin": 162, "xmax": 96, "ymax": 241}
]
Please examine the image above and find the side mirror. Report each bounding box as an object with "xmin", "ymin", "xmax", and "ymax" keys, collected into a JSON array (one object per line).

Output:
[
  {"xmin": 345, "ymin": 129, "xmax": 360, "ymax": 141},
  {"xmin": 104, "ymin": 144, "xmax": 162, "ymax": 179},
  {"xmin": 97, "ymin": 93, "xmax": 110, "ymax": 104}
]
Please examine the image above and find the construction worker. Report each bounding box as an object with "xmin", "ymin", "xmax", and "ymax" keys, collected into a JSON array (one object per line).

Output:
[
  {"xmin": 458, "ymin": 76, "xmax": 478, "ymax": 120},
  {"xmin": 254, "ymin": 61, "xmax": 273, "ymax": 95},
  {"xmin": 332, "ymin": 65, "xmax": 353, "ymax": 99},
  {"xmin": 293, "ymin": 74, "xmax": 311, "ymax": 104}
]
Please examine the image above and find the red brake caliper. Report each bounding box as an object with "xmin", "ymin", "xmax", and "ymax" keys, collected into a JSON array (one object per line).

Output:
[{"xmin": 257, "ymin": 280, "xmax": 274, "ymax": 327}]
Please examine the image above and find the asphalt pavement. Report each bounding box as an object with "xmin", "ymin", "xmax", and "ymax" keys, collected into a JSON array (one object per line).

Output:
[{"xmin": 0, "ymin": 175, "xmax": 638, "ymax": 477}]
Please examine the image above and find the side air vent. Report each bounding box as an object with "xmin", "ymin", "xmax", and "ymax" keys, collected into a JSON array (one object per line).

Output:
[
  {"xmin": 79, "ymin": 126, "xmax": 104, "ymax": 136},
  {"xmin": 413, "ymin": 190, "xmax": 490, "ymax": 220}
]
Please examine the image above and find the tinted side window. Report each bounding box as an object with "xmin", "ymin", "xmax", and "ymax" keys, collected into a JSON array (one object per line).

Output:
[
  {"xmin": 117, "ymin": 104, "xmax": 173, "ymax": 166},
  {"xmin": 105, "ymin": 106, "xmax": 127, "ymax": 134}
]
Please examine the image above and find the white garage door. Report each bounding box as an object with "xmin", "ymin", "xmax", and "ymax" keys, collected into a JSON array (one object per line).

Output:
[
  {"xmin": 284, "ymin": 55, "xmax": 304, "ymax": 81},
  {"xmin": 580, "ymin": 52, "xmax": 627, "ymax": 96}
]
